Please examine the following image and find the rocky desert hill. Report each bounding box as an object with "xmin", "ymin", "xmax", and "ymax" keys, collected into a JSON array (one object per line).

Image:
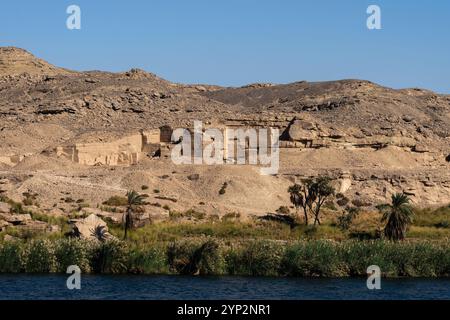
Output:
[{"xmin": 0, "ymin": 47, "xmax": 449, "ymax": 229}]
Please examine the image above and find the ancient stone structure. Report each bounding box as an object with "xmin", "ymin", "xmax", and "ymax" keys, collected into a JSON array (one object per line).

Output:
[{"xmin": 56, "ymin": 129, "xmax": 162, "ymax": 166}]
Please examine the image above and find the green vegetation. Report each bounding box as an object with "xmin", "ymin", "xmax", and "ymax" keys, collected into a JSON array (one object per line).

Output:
[
  {"xmin": 288, "ymin": 176, "xmax": 335, "ymax": 226},
  {"xmin": 169, "ymin": 209, "xmax": 206, "ymax": 220},
  {"xmin": 1, "ymin": 238, "xmax": 449, "ymax": 277},
  {"xmin": 219, "ymin": 182, "xmax": 228, "ymax": 195},
  {"xmin": 379, "ymin": 193, "xmax": 414, "ymax": 241},
  {"xmin": 1, "ymin": 180, "xmax": 450, "ymax": 278},
  {"xmin": 103, "ymin": 195, "xmax": 128, "ymax": 207},
  {"xmin": 123, "ymin": 191, "xmax": 145, "ymax": 240}
]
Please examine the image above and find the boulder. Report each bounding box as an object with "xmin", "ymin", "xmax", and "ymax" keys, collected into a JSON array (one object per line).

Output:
[
  {"xmin": 19, "ymin": 220, "xmax": 48, "ymax": 232},
  {"xmin": 287, "ymin": 120, "xmax": 318, "ymax": 141},
  {"xmin": 69, "ymin": 214, "xmax": 113, "ymax": 240},
  {"xmin": 0, "ymin": 219, "xmax": 10, "ymax": 231},
  {"xmin": 0, "ymin": 202, "xmax": 11, "ymax": 213},
  {"xmin": 413, "ymin": 144, "xmax": 430, "ymax": 153},
  {"xmin": 0, "ymin": 213, "xmax": 32, "ymax": 225},
  {"xmin": 187, "ymin": 173, "xmax": 200, "ymax": 181},
  {"xmin": 133, "ymin": 212, "xmax": 152, "ymax": 228},
  {"xmin": 3, "ymin": 234, "xmax": 19, "ymax": 242}
]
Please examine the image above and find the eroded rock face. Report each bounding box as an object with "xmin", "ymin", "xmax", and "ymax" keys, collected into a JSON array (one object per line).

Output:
[{"xmin": 0, "ymin": 47, "xmax": 449, "ymax": 213}]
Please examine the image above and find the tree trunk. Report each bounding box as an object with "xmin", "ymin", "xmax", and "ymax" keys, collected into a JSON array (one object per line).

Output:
[
  {"xmin": 302, "ymin": 207, "xmax": 309, "ymax": 225},
  {"xmin": 123, "ymin": 207, "xmax": 132, "ymax": 240}
]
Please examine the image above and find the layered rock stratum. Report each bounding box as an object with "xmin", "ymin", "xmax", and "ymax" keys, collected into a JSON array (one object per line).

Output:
[{"xmin": 0, "ymin": 47, "xmax": 449, "ymax": 220}]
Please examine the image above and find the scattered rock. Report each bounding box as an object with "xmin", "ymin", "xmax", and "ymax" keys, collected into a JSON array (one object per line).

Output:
[
  {"xmin": 402, "ymin": 115, "xmax": 414, "ymax": 122},
  {"xmin": 3, "ymin": 234, "xmax": 19, "ymax": 241},
  {"xmin": 0, "ymin": 213, "xmax": 32, "ymax": 225},
  {"xmin": 0, "ymin": 219, "xmax": 10, "ymax": 231},
  {"xmin": 0, "ymin": 202, "xmax": 11, "ymax": 213},
  {"xmin": 187, "ymin": 174, "xmax": 200, "ymax": 181},
  {"xmin": 413, "ymin": 144, "xmax": 430, "ymax": 153}
]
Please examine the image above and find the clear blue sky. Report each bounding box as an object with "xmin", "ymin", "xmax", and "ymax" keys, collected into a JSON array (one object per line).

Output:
[{"xmin": 1, "ymin": 0, "xmax": 449, "ymax": 93}]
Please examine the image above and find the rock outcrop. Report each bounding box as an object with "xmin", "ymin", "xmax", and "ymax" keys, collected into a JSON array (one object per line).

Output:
[
  {"xmin": 0, "ymin": 47, "xmax": 449, "ymax": 213},
  {"xmin": 68, "ymin": 214, "xmax": 114, "ymax": 240}
]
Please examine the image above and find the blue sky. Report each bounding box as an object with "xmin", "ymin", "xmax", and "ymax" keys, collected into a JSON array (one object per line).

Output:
[{"xmin": 1, "ymin": 0, "xmax": 449, "ymax": 93}]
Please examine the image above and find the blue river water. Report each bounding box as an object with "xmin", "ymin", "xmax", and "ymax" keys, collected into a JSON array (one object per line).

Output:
[{"xmin": 0, "ymin": 275, "xmax": 449, "ymax": 300}]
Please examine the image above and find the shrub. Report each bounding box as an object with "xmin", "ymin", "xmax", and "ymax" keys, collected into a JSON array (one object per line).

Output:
[
  {"xmin": 128, "ymin": 245, "xmax": 169, "ymax": 274},
  {"xmin": 226, "ymin": 240, "xmax": 284, "ymax": 276},
  {"xmin": 64, "ymin": 197, "xmax": 75, "ymax": 203},
  {"xmin": 141, "ymin": 185, "xmax": 149, "ymax": 190},
  {"xmin": 281, "ymin": 241, "xmax": 345, "ymax": 277},
  {"xmin": 90, "ymin": 239, "xmax": 129, "ymax": 274},
  {"xmin": 23, "ymin": 198, "xmax": 34, "ymax": 206},
  {"xmin": 23, "ymin": 239, "xmax": 57, "ymax": 273},
  {"xmin": 9, "ymin": 201, "xmax": 27, "ymax": 214},
  {"xmin": 169, "ymin": 209, "xmax": 206, "ymax": 220},
  {"xmin": 184, "ymin": 209, "xmax": 206, "ymax": 220},
  {"xmin": 341, "ymin": 241, "xmax": 401, "ymax": 277},
  {"xmin": 337, "ymin": 207, "xmax": 360, "ymax": 231},
  {"xmin": 219, "ymin": 182, "xmax": 228, "ymax": 195},
  {"xmin": 0, "ymin": 241, "xmax": 24, "ymax": 273},
  {"xmin": 276, "ymin": 206, "xmax": 290, "ymax": 215},
  {"xmin": 336, "ymin": 197, "xmax": 350, "ymax": 207},
  {"xmin": 54, "ymin": 239, "xmax": 91, "ymax": 273},
  {"xmin": 222, "ymin": 212, "xmax": 240, "ymax": 221},
  {"xmin": 103, "ymin": 196, "xmax": 128, "ymax": 207},
  {"xmin": 167, "ymin": 239, "xmax": 224, "ymax": 275}
]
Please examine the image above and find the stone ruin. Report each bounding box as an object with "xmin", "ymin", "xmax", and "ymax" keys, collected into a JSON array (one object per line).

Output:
[{"xmin": 56, "ymin": 127, "xmax": 172, "ymax": 166}]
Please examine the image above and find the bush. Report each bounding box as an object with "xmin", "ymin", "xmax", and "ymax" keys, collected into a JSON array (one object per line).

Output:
[
  {"xmin": 222, "ymin": 212, "xmax": 240, "ymax": 221},
  {"xmin": 167, "ymin": 239, "xmax": 224, "ymax": 275},
  {"xmin": 23, "ymin": 240, "xmax": 57, "ymax": 273},
  {"xmin": 54, "ymin": 239, "xmax": 91, "ymax": 273},
  {"xmin": 336, "ymin": 197, "xmax": 349, "ymax": 207},
  {"xmin": 226, "ymin": 240, "xmax": 284, "ymax": 276},
  {"xmin": 103, "ymin": 196, "xmax": 128, "ymax": 207},
  {"xmin": 281, "ymin": 241, "xmax": 345, "ymax": 277},
  {"xmin": 90, "ymin": 239, "xmax": 129, "ymax": 274},
  {"xmin": 128, "ymin": 245, "xmax": 168, "ymax": 274},
  {"xmin": 219, "ymin": 182, "xmax": 228, "ymax": 195},
  {"xmin": 141, "ymin": 185, "xmax": 149, "ymax": 190},
  {"xmin": 184, "ymin": 209, "xmax": 206, "ymax": 220},
  {"xmin": 276, "ymin": 206, "xmax": 290, "ymax": 215},
  {"xmin": 337, "ymin": 207, "xmax": 360, "ymax": 231},
  {"xmin": 0, "ymin": 241, "xmax": 24, "ymax": 273},
  {"xmin": 169, "ymin": 209, "xmax": 206, "ymax": 220}
]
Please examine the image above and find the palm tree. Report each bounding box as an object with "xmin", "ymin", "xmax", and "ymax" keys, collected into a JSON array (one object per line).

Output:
[
  {"xmin": 123, "ymin": 190, "xmax": 145, "ymax": 240},
  {"xmin": 288, "ymin": 184, "xmax": 308, "ymax": 225},
  {"xmin": 91, "ymin": 225, "xmax": 109, "ymax": 242},
  {"xmin": 379, "ymin": 193, "xmax": 414, "ymax": 241}
]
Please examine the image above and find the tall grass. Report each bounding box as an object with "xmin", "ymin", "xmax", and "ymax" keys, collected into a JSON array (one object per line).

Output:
[
  {"xmin": 0, "ymin": 238, "xmax": 449, "ymax": 277},
  {"xmin": 167, "ymin": 239, "xmax": 225, "ymax": 275},
  {"xmin": 0, "ymin": 241, "xmax": 24, "ymax": 273},
  {"xmin": 128, "ymin": 244, "xmax": 169, "ymax": 274},
  {"xmin": 226, "ymin": 240, "xmax": 284, "ymax": 276}
]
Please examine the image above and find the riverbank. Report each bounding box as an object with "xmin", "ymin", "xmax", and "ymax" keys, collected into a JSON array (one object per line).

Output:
[{"xmin": 1, "ymin": 238, "xmax": 449, "ymax": 277}]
